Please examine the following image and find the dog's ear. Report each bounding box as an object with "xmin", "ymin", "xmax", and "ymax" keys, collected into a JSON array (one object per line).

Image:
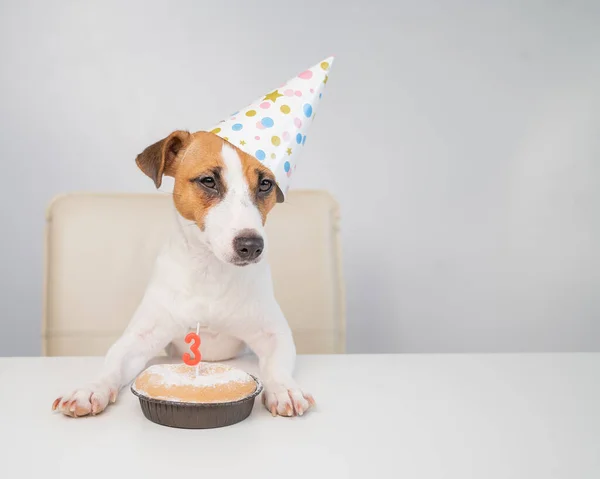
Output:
[
  {"xmin": 135, "ymin": 130, "xmax": 191, "ymax": 189},
  {"xmin": 275, "ymin": 184, "xmax": 285, "ymax": 203}
]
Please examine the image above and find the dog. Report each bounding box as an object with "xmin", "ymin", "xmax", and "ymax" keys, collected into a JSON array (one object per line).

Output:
[{"xmin": 52, "ymin": 130, "xmax": 315, "ymax": 418}]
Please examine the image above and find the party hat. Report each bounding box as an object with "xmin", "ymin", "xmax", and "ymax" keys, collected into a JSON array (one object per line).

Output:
[{"xmin": 207, "ymin": 56, "xmax": 334, "ymax": 196}]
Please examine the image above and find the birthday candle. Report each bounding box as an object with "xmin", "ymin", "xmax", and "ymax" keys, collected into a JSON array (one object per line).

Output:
[{"xmin": 182, "ymin": 323, "xmax": 201, "ymax": 370}]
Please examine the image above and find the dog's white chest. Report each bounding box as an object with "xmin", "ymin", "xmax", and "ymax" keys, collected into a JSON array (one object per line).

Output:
[{"xmin": 156, "ymin": 243, "xmax": 269, "ymax": 331}]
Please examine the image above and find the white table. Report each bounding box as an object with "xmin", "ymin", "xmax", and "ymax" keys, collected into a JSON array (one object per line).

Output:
[{"xmin": 1, "ymin": 354, "xmax": 598, "ymax": 479}]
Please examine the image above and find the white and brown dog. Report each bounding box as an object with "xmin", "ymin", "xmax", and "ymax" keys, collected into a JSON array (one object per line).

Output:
[{"xmin": 52, "ymin": 130, "xmax": 314, "ymax": 418}]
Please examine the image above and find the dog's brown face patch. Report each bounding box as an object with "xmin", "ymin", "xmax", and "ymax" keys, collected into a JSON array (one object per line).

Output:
[
  {"xmin": 170, "ymin": 132, "xmax": 228, "ymax": 229},
  {"xmin": 236, "ymin": 149, "xmax": 279, "ymax": 224},
  {"xmin": 136, "ymin": 131, "xmax": 281, "ymax": 230}
]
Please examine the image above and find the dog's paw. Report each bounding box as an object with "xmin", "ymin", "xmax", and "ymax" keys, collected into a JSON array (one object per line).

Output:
[
  {"xmin": 261, "ymin": 386, "xmax": 315, "ymax": 417},
  {"xmin": 52, "ymin": 384, "xmax": 118, "ymax": 418}
]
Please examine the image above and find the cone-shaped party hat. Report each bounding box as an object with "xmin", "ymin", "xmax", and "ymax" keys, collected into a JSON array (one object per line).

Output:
[{"xmin": 207, "ymin": 56, "xmax": 334, "ymax": 196}]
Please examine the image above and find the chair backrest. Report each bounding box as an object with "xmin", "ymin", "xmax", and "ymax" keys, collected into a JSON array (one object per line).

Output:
[{"xmin": 43, "ymin": 191, "xmax": 345, "ymax": 356}]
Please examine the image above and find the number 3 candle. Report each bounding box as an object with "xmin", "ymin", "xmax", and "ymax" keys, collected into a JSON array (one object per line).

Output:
[{"xmin": 183, "ymin": 323, "xmax": 201, "ymax": 369}]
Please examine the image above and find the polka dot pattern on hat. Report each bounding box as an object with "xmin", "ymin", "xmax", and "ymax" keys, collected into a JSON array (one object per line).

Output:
[{"xmin": 206, "ymin": 56, "xmax": 334, "ymax": 196}]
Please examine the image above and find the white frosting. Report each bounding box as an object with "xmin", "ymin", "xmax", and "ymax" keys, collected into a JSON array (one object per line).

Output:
[{"xmin": 132, "ymin": 362, "xmax": 255, "ymax": 402}]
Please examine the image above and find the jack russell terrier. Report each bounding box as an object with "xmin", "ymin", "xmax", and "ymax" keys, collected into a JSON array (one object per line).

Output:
[{"xmin": 52, "ymin": 130, "xmax": 315, "ymax": 418}]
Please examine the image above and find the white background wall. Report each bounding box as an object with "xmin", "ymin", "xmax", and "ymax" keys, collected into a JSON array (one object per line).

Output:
[{"xmin": 1, "ymin": 0, "xmax": 599, "ymax": 356}]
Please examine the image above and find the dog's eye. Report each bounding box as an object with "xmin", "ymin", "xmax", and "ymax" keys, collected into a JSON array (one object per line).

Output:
[
  {"xmin": 259, "ymin": 179, "xmax": 273, "ymax": 193},
  {"xmin": 198, "ymin": 177, "xmax": 216, "ymax": 189}
]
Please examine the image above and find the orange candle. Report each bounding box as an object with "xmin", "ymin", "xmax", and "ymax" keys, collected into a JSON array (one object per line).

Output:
[{"xmin": 182, "ymin": 324, "xmax": 201, "ymax": 366}]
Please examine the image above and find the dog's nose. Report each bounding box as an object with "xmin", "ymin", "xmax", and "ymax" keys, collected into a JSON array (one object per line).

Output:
[{"xmin": 233, "ymin": 235, "xmax": 264, "ymax": 261}]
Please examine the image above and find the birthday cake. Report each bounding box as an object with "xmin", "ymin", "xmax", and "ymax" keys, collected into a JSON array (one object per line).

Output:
[
  {"xmin": 131, "ymin": 362, "xmax": 262, "ymax": 429},
  {"xmin": 132, "ymin": 363, "xmax": 257, "ymax": 404}
]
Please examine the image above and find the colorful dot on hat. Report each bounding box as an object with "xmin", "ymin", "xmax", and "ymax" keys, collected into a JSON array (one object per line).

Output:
[
  {"xmin": 294, "ymin": 90, "xmax": 302, "ymax": 97},
  {"xmin": 294, "ymin": 118, "xmax": 302, "ymax": 128},
  {"xmin": 255, "ymin": 149, "xmax": 265, "ymax": 161},
  {"xmin": 319, "ymin": 93, "xmax": 322, "ymax": 99},
  {"xmin": 284, "ymin": 161, "xmax": 291, "ymax": 172},
  {"xmin": 287, "ymin": 169, "xmax": 292, "ymax": 178},
  {"xmin": 255, "ymin": 136, "xmax": 260, "ymax": 140},
  {"xmin": 284, "ymin": 89, "xmax": 294, "ymax": 97},
  {"xmin": 246, "ymin": 110, "xmax": 256, "ymax": 117},
  {"xmin": 310, "ymin": 88, "xmax": 315, "ymax": 93},
  {"xmin": 303, "ymin": 104, "xmax": 313, "ymax": 118},
  {"xmin": 286, "ymin": 147, "xmax": 292, "ymax": 155},
  {"xmin": 321, "ymin": 61, "xmax": 329, "ymax": 70},
  {"xmin": 256, "ymin": 121, "xmax": 265, "ymax": 130},
  {"xmin": 260, "ymin": 102, "xmax": 271, "ymax": 109},
  {"xmin": 271, "ymin": 153, "xmax": 276, "ymax": 159},
  {"xmin": 231, "ymin": 117, "xmax": 236, "ymax": 120},
  {"xmin": 296, "ymin": 133, "xmax": 302, "ymax": 144},
  {"xmin": 271, "ymin": 136, "xmax": 281, "ymax": 146},
  {"xmin": 298, "ymin": 70, "xmax": 313, "ymax": 80},
  {"xmin": 211, "ymin": 127, "xmax": 221, "ymax": 134},
  {"xmin": 280, "ymin": 105, "xmax": 290, "ymax": 114},
  {"xmin": 232, "ymin": 123, "xmax": 243, "ymax": 131},
  {"xmin": 282, "ymin": 131, "xmax": 290, "ymax": 141},
  {"xmin": 302, "ymin": 135, "xmax": 307, "ymax": 145},
  {"xmin": 261, "ymin": 117, "xmax": 274, "ymax": 128}
]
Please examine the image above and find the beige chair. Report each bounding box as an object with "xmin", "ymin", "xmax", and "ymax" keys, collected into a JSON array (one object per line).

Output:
[{"xmin": 43, "ymin": 190, "xmax": 345, "ymax": 356}]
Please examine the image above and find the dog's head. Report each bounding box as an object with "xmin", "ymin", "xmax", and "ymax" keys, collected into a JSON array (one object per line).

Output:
[{"xmin": 135, "ymin": 130, "xmax": 284, "ymax": 266}]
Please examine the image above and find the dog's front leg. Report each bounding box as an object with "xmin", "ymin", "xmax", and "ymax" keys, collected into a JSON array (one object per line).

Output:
[
  {"xmin": 243, "ymin": 313, "xmax": 315, "ymax": 417},
  {"xmin": 52, "ymin": 296, "xmax": 182, "ymax": 417}
]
